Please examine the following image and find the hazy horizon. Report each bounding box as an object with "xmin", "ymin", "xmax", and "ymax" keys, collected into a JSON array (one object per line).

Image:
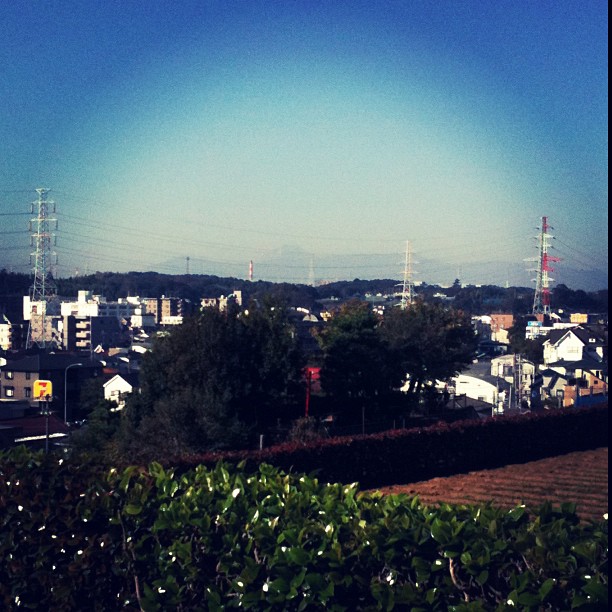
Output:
[{"xmin": 1, "ymin": 1, "xmax": 607, "ymax": 291}]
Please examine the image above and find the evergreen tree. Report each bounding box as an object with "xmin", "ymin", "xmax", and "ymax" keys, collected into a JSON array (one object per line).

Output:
[
  {"xmin": 117, "ymin": 301, "xmax": 304, "ymax": 460},
  {"xmin": 316, "ymin": 300, "xmax": 391, "ymax": 404},
  {"xmin": 381, "ymin": 300, "xmax": 477, "ymax": 405}
]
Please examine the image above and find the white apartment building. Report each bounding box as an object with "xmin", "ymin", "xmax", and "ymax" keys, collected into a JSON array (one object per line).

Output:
[{"xmin": 60, "ymin": 290, "xmax": 135, "ymax": 319}]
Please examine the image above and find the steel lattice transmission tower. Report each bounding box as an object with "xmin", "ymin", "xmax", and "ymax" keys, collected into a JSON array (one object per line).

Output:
[
  {"xmin": 530, "ymin": 216, "xmax": 560, "ymax": 316},
  {"xmin": 26, "ymin": 188, "xmax": 58, "ymax": 348},
  {"xmin": 398, "ymin": 241, "xmax": 416, "ymax": 310}
]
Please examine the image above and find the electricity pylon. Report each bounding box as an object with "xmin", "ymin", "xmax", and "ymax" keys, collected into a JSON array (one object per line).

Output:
[
  {"xmin": 398, "ymin": 241, "xmax": 416, "ymax": 309},
  {"xmin": 26, "ymin": 188, "xmax": 58, "ymax": 348},
  {"xmin": 528, "ymin": 216, "xmax": 560, "ymax": 316}
]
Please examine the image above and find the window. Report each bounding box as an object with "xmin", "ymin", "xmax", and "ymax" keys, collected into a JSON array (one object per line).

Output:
[
  {"xmin": 5, "ymin": 371, "xmax": 14, "ymax": 380},
  {"xmin": 4, "ymin": 387, "xmax": 14, "ymax": 397},
  {"xmin": 24, "ymin": 387, "xmax": 31, "ymax": 398},
  {"xmin": 25, "ymin": 372, "xmax": 31, "ymax": 380}
]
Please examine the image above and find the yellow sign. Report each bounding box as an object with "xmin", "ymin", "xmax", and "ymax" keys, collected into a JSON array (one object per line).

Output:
[{"xmin": 33, "ymin": 379, "xmax": 53, "ymax": 400}]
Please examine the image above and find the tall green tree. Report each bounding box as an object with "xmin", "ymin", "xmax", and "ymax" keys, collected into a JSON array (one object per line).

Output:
[
  {"xmin": 117, "ymin": 301, "xmax": 304, "ymax": 460},
  {"xmin": 71, "ymin": 400, "xmax": 121, "ymax": 457},
  {"xmin": 316, "ymin": 300, "xmax": 391, "ymax": 404},
  {"xmin": 381, "ymin": 300, "xmax": 477, "ymax": 405},
  {"xmin": 508, "ymin": 316, "xmax": 545, "ymax": 365}
]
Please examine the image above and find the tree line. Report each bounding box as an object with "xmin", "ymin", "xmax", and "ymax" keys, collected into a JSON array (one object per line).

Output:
[
  {"xmin": 75, "ymin": 298, "xmax": 477, "ymax": 462},
  {"xmin": 0, "ymin": 269, "xmax": 607, "ymax": 318}
]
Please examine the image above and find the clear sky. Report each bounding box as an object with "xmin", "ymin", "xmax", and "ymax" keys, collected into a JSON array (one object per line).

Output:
[{"xmin": 0, "ymin": 0, "xmax": 608, "ymax": 290}]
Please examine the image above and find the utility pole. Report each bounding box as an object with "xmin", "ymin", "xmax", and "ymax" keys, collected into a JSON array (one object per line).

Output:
[
  {"xmin": 26, "ymin": 188, "xmax": 58, "ymax": 349},
  {"xmin": 512, "ymin": 353, "xmax": 526, "ymax": 411}
]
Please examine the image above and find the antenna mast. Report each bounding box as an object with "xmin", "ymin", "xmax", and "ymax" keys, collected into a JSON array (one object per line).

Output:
[
  {"xmin": 26, "ymin": 188, "xmax": 58, "ymax": 348},
  {"xmin": 308, "ymin": 255, "xmax": 315, "ymax": 287}
]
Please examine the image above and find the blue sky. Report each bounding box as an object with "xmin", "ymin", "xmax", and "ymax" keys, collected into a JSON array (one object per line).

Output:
[{"xmin": 0, "ymin": 0, "xmax": 607, "ymax": 290}]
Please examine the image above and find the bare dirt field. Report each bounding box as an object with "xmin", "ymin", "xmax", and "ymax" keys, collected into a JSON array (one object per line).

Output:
[{"xmin": 376, "ymin": 447, "xmax": 608, "ymax": 523}]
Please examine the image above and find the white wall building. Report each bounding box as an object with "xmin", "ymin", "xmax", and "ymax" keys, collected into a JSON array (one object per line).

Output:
[
  {"xmin": 103, "ymin": 373, "xmax": 138, "ymax": 410},
  {"xmin": 60, "ymin": 290, "xmax": 136, "ymax": 319},
  {"xmin": 543, "ymin": 326, "xmax": 605, "ymax": 366},
  {"xmin": 0, "ymin": 323, "xmax": 11, "ymax": 350},
  {"xmin": 443, "ymin": 375, "xmax": 498, "ymax": 406}
]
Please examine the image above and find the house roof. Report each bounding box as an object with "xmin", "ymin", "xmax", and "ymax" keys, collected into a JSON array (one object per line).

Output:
[
  {"xmin": 4, "ymin": 353, "xmax": 104, "ymax": 373},
  {"xmin": 0, "ymin": 413, "xmax": 69, "ymax": 440},
  {"xmin": 545, "ymin": 328, "xmax": 573, "ymax": 346},
  {"xmin": 546, "ymin": 324, "xmax": 608, "ymax": 349},
  {"xmin": 546, "ymin": 357, "xmax": 608, "ymax": 374},
  {"xmin": 540, "ymin": 368, "xmax": 569, "ymax": 380},
  {"xmin": 572, "ymin": 325, "xmax": 607, "ymax": 347},
  {"xmin": 103, "ymin": 372, "xmax": 139, "ymax": 388},
  {"xmin": 459, "ymin": 360, "xmax": 512, "ymax": 393},
  {"xmin": 539, "ymin": 368, "xmax": 569, "ymax": 391}
]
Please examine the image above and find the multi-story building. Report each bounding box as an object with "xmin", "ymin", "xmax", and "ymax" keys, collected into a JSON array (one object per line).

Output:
[
  {"xmin": 22, "ymin": 297, "xmax": 63, "ymax": 347},
  {"xmin": 200, "ymin": 291, "xmax": 243, "ymax": 313},
  {"xmin": 61, "ymin": 315, "xmax": 128, "ymax": 352},
  {"xmin": 144, "ymin": 296, "xmax": 194, "ymax": 325},
  {"xmin": 0, "ymin": 353, "xmax": 103, "ymax": 421},
  {"xmin": 60, "ymin": 290, "xmax": 135, "ymax": 319}
]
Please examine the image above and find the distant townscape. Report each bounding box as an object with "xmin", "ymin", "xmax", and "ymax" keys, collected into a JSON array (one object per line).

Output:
[{"xmin": 0, "ymin": 267, "xmax": 606, "ymax": 453}]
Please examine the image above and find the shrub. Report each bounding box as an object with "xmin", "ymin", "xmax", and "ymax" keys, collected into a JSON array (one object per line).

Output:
[
  {"xmin": 1, "ymin": 448, "xmax": 608, "ymax": 610},
  {"xmin": 287, "ymin": 416, "xmax": 329, "ymax": 444},
  {"xmin": 177, "ymin": 403, "xmax": 608, "ymax": 489}
]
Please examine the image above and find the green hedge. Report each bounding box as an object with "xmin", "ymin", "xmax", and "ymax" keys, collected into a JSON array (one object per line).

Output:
[
  {"xmin": 176, "ymin": 404, "xmax": 609, "ymax": 489},
  {"xmin": 1, "ymin": 447, "xmax": 608, "ymax": 610}
]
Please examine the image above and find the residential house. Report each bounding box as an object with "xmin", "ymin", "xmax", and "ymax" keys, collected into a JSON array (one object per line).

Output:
[
  {"xmin": 103, "ymin": 372, "xmax": 139, "ymax": 409},
  {"xmin": 472, "ymin": 315, "xmax": 511, "ymax": 357},
  {"xmin": 539, "ymin": 368, "xmax": 569, "ymax": 407},
  {"xmin": 543, "ymin": 325, "xmax": 606, "ymax": 365},
  {"xmin": 490, "ymin": 354, "xmax": 536, "ymax": 407},
  {"xmin": 490, "ymin": 314, "xmax": 514, "ymax": 343},
  {"xmin": 424, "ymin": 361, "xmax": 513, "ymax": 416},
  {"xmin": 445, "ymin": 374, "xmax": 499, "ymax": 412},
  {"xmin": 542, "ymin": 325, "xmax": 608, "ymax": 406}
]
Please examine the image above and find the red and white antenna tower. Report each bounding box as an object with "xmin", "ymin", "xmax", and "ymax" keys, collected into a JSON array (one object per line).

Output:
[
  {"xmin": 248, "ymin": 260, "xmax": 253, "ymax": 282},
  {"xmin": 530, "ymin": 216, "xmax": 560, "ymax": 316}
]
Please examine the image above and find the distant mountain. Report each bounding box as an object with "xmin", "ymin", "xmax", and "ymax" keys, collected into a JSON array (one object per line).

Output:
[{"xmin": 155, "ymin": 245, "xmax": 607, "ymax": 292}]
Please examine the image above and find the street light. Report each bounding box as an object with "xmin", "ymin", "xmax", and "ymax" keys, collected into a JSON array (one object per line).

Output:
[{"xmin": 64, "ymin": 363, "xmax": 83, "ymax": 424}]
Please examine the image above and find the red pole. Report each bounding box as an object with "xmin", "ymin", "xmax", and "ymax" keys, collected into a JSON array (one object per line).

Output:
[{"xmin": 305, "ymin": 369, "xmax": 312, "ymax": 417}]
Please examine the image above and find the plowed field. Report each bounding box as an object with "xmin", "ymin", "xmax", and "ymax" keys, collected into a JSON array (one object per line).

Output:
[{"xmin": 376, "ymin": 447, "xmax": 608, "ymax": 523}]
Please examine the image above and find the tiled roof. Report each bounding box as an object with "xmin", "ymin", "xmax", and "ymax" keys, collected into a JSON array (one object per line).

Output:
[
  {"xmin": 546, "ymin": 357, "xmax": 607, "ymax": 372},
  {"xmin": 4, "ymin": 353, "xmax": 104, "ymax": 372},
  {"xmin": 0, "ymin": 413, "xmax": 69, "ymax": 439}
]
